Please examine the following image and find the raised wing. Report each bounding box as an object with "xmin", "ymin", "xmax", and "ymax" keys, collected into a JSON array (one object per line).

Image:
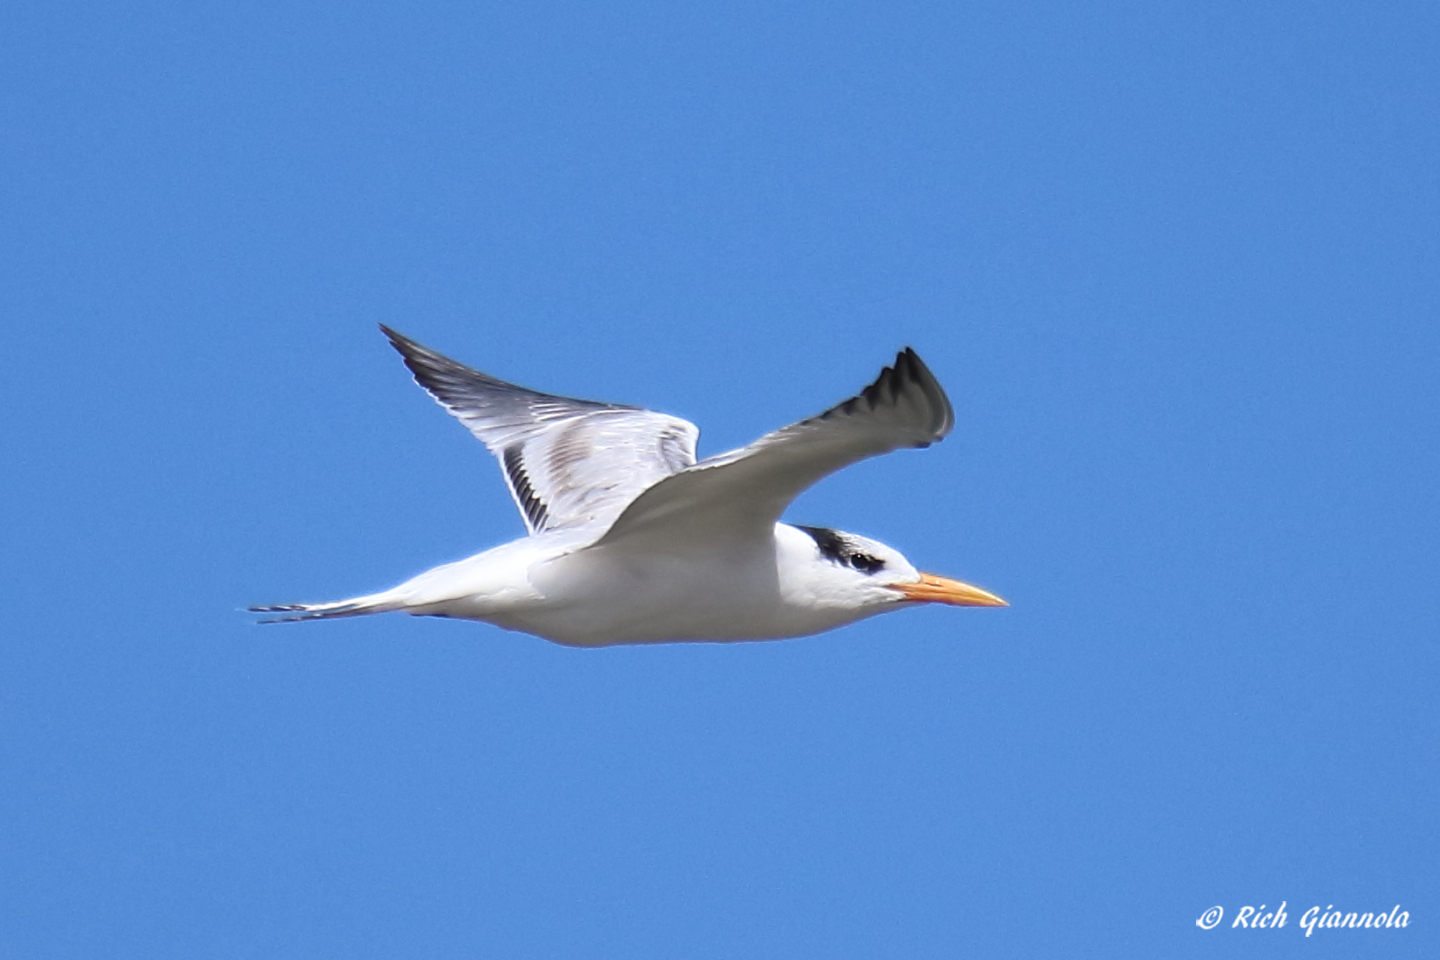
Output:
[
  {"xmin": 381, "ymin": 326, "xmax": 699, "ymax": 534},
  {"xmin": 596, "ymin": 348, "xmax": 953, "ymax": 552}
]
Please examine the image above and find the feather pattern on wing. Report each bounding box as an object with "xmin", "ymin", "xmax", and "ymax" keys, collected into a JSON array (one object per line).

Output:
[
  {"xmin": 381, "ymin": 326, "xmax": 699, "ymax": 533},
  {"xmin": 596, "ymin": 348, "xmax": 954, "ymax": 553}
]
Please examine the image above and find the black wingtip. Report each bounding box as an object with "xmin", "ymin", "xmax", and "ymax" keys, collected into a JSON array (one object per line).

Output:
[
  {"xmin": 379, "ymin": 324, "xmax": 420, "ymax": 354},
  {"xmin": 376, "ymin": 326, "xmax": 454, "ymax": 387}
]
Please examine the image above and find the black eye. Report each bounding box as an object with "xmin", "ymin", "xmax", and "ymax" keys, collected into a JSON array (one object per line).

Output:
[
  {"xmin": 796, "ymin": 526, "xmax": 887, "ymax": 576},
  {"xmin": 848, "ymin": 553, "xmax": 885, "ymax": 575}
]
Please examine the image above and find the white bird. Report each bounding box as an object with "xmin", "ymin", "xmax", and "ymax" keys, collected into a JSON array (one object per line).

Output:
[{"xmin": 252, "ymin": 327, "xmax": 1006, "ymax": 646}]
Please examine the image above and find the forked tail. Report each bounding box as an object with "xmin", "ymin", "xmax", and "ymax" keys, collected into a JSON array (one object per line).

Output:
[{"xmin": 249, "ymin": 591, "xmax": 404, "ymax": 624}]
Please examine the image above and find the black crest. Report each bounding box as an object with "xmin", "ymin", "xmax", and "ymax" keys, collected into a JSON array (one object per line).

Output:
[{"xmin": 796, "ymin": 525, "xmax": 887, "ymax": 575}]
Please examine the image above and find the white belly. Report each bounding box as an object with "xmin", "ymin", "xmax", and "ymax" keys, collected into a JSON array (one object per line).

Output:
[{"xmin": 487, "ymin": 542, "xmax": 862, "ymax": 646}]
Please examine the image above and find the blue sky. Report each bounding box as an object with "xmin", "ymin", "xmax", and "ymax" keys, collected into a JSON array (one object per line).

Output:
[{"xmin": 2, "ymin": 0, "xmax": 1437, "ymax": 956}]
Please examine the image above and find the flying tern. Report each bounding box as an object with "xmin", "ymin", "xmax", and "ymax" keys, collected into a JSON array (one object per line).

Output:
[{"xmin": 251, "ymin": 327, "xmax": 1006, "ymax": 645}]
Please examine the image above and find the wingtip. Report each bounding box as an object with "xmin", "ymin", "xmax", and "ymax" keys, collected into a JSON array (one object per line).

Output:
[
  {"xmin": 378, "ymin": 324, "xmax": 415, "ymax": 351},
  {"xmin": 378, "ymin": 326, "xmax": 441, "ymax": 375},
  {"xmin": 888, "ymin": 346, "xmax": 954, "ymax": 439}
]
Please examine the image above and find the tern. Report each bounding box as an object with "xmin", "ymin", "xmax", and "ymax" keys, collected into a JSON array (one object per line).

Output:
[{"xmin": 251, "ymin": 327, "xmax": 1006, "ymax": 646}]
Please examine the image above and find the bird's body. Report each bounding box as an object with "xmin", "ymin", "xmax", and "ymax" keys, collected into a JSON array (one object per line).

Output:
[{"xmin": 253, "ymin": 328, "xmax": 1005, "ymax": 646}]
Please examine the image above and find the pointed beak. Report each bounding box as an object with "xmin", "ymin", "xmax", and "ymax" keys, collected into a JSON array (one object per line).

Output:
[{"xmin": 893, "ymin": 573, "xmax": 1008, "ymax": 607}]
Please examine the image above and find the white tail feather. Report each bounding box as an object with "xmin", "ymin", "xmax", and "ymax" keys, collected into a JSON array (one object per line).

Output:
[{"xmin": 249, "ymin": 591, "xmax": 404, "ymax": 624}]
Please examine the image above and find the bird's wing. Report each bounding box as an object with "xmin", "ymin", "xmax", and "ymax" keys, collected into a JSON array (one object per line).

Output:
[
  {"xmin": 595, "ymin": 348, "xmax": 953, "ymax": 553},
  {"xmin": 381, "ymin": 326, "xmax": 699, "ymax": 534}
]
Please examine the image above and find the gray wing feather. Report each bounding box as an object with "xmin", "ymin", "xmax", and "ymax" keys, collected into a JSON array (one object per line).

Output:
[
  {"xmin": 596, "ymin": 348, "xmax": 953, "ymax": 551},
  {"xmin": 381, "ymin": 326, "xmax": 699, "ymax": 533}
]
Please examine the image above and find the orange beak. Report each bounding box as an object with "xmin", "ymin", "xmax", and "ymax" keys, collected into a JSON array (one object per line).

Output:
[{"xmin": 893, "ymin": 572, "xmax": 1008, "ymax": 607}]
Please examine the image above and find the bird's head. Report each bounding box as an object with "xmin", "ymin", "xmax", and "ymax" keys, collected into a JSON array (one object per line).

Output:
[{"xmin": 788, "ymin": 524, "xmax": 1007, "ymax": 612}]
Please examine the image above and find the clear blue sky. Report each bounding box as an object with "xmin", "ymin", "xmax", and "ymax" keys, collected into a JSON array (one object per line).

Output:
[{"xmin": 2, "ymin": 0, "xmax": 1436, "ymax": 956}]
